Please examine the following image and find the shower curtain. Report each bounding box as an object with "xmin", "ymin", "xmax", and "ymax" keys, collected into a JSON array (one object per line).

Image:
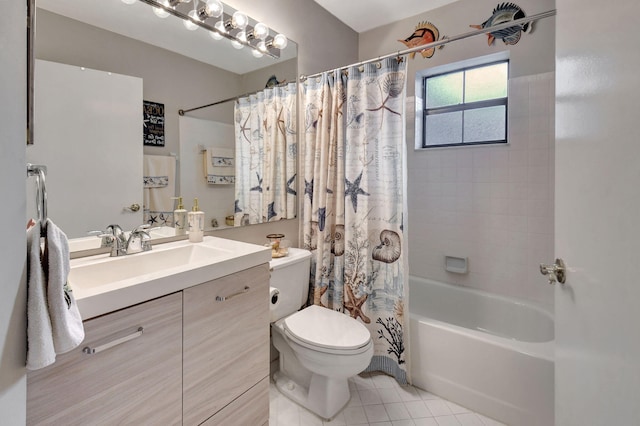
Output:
[
  {"xmin": 301, "ymin": 58, "xmax": 409, "ymax": 383},
  {"xmin": 234, "ymin": 82, "xmax": 297, "ymax": 226}
]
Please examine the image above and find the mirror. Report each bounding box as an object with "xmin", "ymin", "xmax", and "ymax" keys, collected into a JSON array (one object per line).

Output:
[{"xmin": 27, "ymin": 0, "xmax": 298, "ymax": 251}]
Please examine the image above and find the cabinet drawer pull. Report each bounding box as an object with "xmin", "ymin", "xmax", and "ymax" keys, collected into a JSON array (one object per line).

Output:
[
  {"xmin": 82, "ymin": 327, "xmax": 144, "ymax": 355},
  {"xmin": 216, "ymin": 286, "xmax": 250, "ymax": 302}
]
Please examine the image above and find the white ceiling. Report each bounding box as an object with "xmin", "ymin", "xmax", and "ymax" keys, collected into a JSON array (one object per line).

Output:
[
  {"xmin": 37, "ymin": 0, "xmax": 297, "ymax": 75},
  {"xmin": 314, "ymin": 0, "xmax": 461, "ymax": 33}
]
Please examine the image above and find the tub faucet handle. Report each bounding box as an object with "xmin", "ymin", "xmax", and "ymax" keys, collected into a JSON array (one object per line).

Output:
[{"xmin": 540, "ymin": 258, "xmax": 566, "ymax": 285}]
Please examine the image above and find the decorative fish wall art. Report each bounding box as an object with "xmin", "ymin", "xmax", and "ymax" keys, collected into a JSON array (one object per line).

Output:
[
  {"xmin": 265, "ymin": 75, "xmax": 285, "ymax": 88},
  {"xmin": 471, "ymin": 2, "xmax": 532, "ymax": 46},
  {"xmin": 397, "ymin": 21, "xmax": 444, "ymax": 59}
]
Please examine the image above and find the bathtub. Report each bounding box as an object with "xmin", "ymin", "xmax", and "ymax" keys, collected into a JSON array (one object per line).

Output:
[{"xmin": 409, "ymin": 276, "xmax": 554, "ymax": 426}]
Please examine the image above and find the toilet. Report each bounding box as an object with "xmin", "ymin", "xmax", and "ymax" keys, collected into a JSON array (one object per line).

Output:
[{"xmin": 270, "ymin": 247, "xmax": 374, "ymax": 420}]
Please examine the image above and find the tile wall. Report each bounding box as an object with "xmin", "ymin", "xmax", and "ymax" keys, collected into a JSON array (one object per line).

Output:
[{"xmin": 406, "ymin": 72, "xmax": 555, "ymax": 306}]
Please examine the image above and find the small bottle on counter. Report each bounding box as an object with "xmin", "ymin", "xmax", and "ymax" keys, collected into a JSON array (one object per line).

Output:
[
  {"xmin": 188, "ymin": 198, "xmax": 204, "ymax": 243},
  {"xmin": 172, "ymin": 196, "xmax": 188, "ymax": 236}
]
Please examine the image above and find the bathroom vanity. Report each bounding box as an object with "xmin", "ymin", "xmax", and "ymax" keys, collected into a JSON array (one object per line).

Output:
[{"xmin": 26, "ymin": 237, "xmax": 271, "ymax": 426}]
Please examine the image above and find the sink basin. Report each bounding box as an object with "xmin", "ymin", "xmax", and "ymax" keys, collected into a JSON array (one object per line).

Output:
[
  {"xmin": 69, "ymin": 244, "xmax": 229, "ymax": 290},
  {"xmin": 69, "ymin": 236, "xmax": 271, "ymax": 319}
]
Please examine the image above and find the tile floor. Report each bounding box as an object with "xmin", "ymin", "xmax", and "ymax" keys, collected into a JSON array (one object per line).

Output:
[{"xmin": 269, "ymin": 372, "xmax": 507, "ymax": 426}]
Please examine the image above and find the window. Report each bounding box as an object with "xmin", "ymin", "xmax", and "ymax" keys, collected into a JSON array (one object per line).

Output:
[{"xmin": 416, "ymin": 55, "xmax": 509, "ymax": 148}]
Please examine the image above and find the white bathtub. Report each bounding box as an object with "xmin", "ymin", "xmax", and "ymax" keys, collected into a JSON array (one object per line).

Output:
[{"xmin": 409, "ymin": 276, "xmax": 554, "ymax": 426}]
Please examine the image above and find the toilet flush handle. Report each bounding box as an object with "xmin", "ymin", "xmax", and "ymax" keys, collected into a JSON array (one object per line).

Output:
[{"xmin": 216, "ymin": 286, "xmax": 250, "ymax": 302}]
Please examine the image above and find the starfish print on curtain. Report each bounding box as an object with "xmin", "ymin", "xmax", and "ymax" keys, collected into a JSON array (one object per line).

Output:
[
  {"xmin": 301, "ymin": 58, "xmax": 409, "ymax": 384},
  {"xmin": 345, "ymin": 170, "xmax": 370, "ymax": 213}
]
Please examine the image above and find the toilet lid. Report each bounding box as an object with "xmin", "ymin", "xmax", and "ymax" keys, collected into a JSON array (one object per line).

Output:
[{"xmin": 283, "ymin": 305, "xmax": 371, "ymax": 351}]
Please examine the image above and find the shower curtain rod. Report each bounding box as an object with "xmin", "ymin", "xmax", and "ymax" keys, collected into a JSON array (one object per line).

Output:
[
  {"xmin": 299, "ymin": 9, "xmax": 556, "ymax": 81},
  {"xmin": 178, "ymin": 81, "xmax": 292, "ymax": 116}
]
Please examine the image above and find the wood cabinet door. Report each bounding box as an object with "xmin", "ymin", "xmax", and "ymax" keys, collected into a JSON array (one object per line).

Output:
[
  {"xmin": 200, "ymin": 378, "xmax": 269, "ymax": 426},
  {"xmin": 27, "ymin": 292, "xmax": 183, "ymax": 426},
  {"xmin": 183, "ymin": 264, "xmax": 270, "ymax": 426}
]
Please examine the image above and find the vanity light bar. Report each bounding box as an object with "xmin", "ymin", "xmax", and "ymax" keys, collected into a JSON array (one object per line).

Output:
[{"xmin": 135, "ymin": 0, "xmax": 283, "ymax": 59}]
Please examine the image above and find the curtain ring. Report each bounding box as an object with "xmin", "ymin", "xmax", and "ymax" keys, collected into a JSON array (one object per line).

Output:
[
  {"xmin": 376, "ymin": 62, "xmax": 382, "ymax": 69},
  {"xmin": 358, "ymin": 65, "xmax": 364, "ymax": 73}
]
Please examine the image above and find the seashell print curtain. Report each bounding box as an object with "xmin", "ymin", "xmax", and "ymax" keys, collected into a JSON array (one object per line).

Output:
[
  {"xmin": 301, "ymin": 58, "xmax": 409, "ymax": 383},
  {"xmin": 234, "ymin": 83, "xmax": 297, "ymax": 226}
]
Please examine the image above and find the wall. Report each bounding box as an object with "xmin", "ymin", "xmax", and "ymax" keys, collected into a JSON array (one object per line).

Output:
[
  {"xmin": 0, "ymin": 1, "xmax": 27, "ymax": 424},
  {"xmin": 359, "ymin": 0, "xmax": 556, "ymax": 305}
]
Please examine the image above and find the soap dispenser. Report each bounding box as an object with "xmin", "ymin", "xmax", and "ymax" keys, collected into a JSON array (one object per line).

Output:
[
  {"xmin": 172, "ymin": 196, "xmax": 188, "ymax": 236},
  {"xmin": 188, "ymin": 198, "xmax": 204, "ymax": 243}
]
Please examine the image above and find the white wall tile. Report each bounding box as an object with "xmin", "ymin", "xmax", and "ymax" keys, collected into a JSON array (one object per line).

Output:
[
  {"xmin": 456, "ymin": 151, "xmax": 473, "ymax": 168},
  {"xmin": 407, "ymin": 72, "xmax": 555, "ymax": 306},
  {"xmin": 508, "ymin": 149, "xmax": 528, "ymax": 167}
]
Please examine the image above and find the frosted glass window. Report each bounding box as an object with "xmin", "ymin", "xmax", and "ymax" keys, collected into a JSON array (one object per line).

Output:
[
  {"xmin": 426, "ymin": 72, "xmax": 463, "ymax": 108},
  {"xmin": 425, "ymin": 111, "xmax": 463, "ymax": 146},
  {"xmin": 463, "ymin": 106, "xmax": 506, "ymax": 143},
  {"xmin": 418, "ymin": 57, "xmax": 509, "ymax": 148},
  {"xmin": 465, "ymin": 63, "xmax": 508, "ymax": 103}
]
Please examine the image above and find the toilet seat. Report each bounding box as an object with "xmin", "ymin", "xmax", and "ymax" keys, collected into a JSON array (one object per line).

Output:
[{"xmin": 283, "ymin": 305, "xmax": 372, "ymax": 355}]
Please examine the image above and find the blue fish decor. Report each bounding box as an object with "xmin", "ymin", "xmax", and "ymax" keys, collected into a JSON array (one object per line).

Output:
[
  {"xmin": 265, "ymin": 75, "xmax": 284, "ymax": 88},
  {"xmin": 471, "ymin": 3, "xmax": 532, "ymax": 46}
]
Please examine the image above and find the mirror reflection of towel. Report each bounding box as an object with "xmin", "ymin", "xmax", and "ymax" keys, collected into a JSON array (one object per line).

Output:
[
  {"xmin": 204, "ymin": 148, "xmax": 235, "ymax": 184},
  {"xmin": 143, "ymin": 155, "xmax": 176, "ymax": 226}
]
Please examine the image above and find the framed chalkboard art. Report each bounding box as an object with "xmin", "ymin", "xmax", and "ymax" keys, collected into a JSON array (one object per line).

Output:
[{"xmin": 143, "ymin": 100, "xmax": 165, "ymax": 147}]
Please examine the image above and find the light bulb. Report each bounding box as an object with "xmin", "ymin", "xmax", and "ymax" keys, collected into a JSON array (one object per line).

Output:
[
  {"xmin": 197, "ymin": 0, "xmax": 223, "ymax": 20},
  {"xmin": 257, "ymin": 41, "xmax": 267, "ymax": 53},
  {"xmin": 272, "ymin": 33, "xmax": 288, "ymax": 49},
  {"xmin": 121, "ymin": 0, "xmax": 137, "ymax": 5},
  {"xmin": 205, "ymin": 0, "xmax": 223, "ymax": 18},
  {"xmin": 184, "ymin": 10, "xmax": 199, "ymax": 30},
  {"xmin": 253, "ymin": 22, "xmax": 269, "ymax": 40},
  {"xmin": 231, "ymin": 30, "xmax": 247, "ymax": 49},
  {"xmin": 209, "ymin": 20, "xmax": 225, "ymax": 40},
  {"xmin": 153, "ymin": 0, "xmax": 171, "ymax": 18},
  {"xmin": 251, "ymin": 49, "xmax": 263, "ymax": 58},
  {"xmin": 231, "ymin": 11, "xmax": 248, "ymax": 29}
]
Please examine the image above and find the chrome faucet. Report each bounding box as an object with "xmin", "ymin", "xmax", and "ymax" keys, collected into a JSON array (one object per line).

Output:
[
  {"xmin": 126, "ymin": 224, "xmax": 153, "ymax": 255},
  {"xmin": 97, "ymin": 224, "xmax": 128, "ymax": 257}
]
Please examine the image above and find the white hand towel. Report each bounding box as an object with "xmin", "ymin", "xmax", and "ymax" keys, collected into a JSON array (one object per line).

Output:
[
  {"xmin": 44, "ymin": 219, "xmax": 84, "ymax": 354},
  {"xmin": 26, "ymin": 223, "xmax": 56, "ymax": 370}
]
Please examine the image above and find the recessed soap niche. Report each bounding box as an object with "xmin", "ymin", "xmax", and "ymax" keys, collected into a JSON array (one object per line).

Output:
[{"xmin": 445, "ymin": 255, "xmax": 468, "ymax": 274}]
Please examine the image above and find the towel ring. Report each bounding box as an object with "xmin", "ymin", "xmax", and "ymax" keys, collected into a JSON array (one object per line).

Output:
[{"xmin": 27, "ymin": 163, "xmax": 48, "ymax": 235}]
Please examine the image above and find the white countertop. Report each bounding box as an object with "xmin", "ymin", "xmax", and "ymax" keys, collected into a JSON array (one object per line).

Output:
[{"xmin": 70, "ymin": 236, "xmax": 271, "ymax": 320}]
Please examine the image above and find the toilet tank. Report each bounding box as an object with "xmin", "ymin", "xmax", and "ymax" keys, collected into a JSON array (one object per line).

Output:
[{"xmin": 270, "ymin": 247, "xmax": 312, "ymax": 322}]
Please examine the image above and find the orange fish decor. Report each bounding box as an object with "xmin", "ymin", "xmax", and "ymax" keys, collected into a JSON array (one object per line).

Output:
[
  {"xmin": 398, "ymin": 21, "xmax": 444, "ymax": 59},
  {"xmin": 471, "ymin": 2, "xmax": 532, "ymax": 46}
]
